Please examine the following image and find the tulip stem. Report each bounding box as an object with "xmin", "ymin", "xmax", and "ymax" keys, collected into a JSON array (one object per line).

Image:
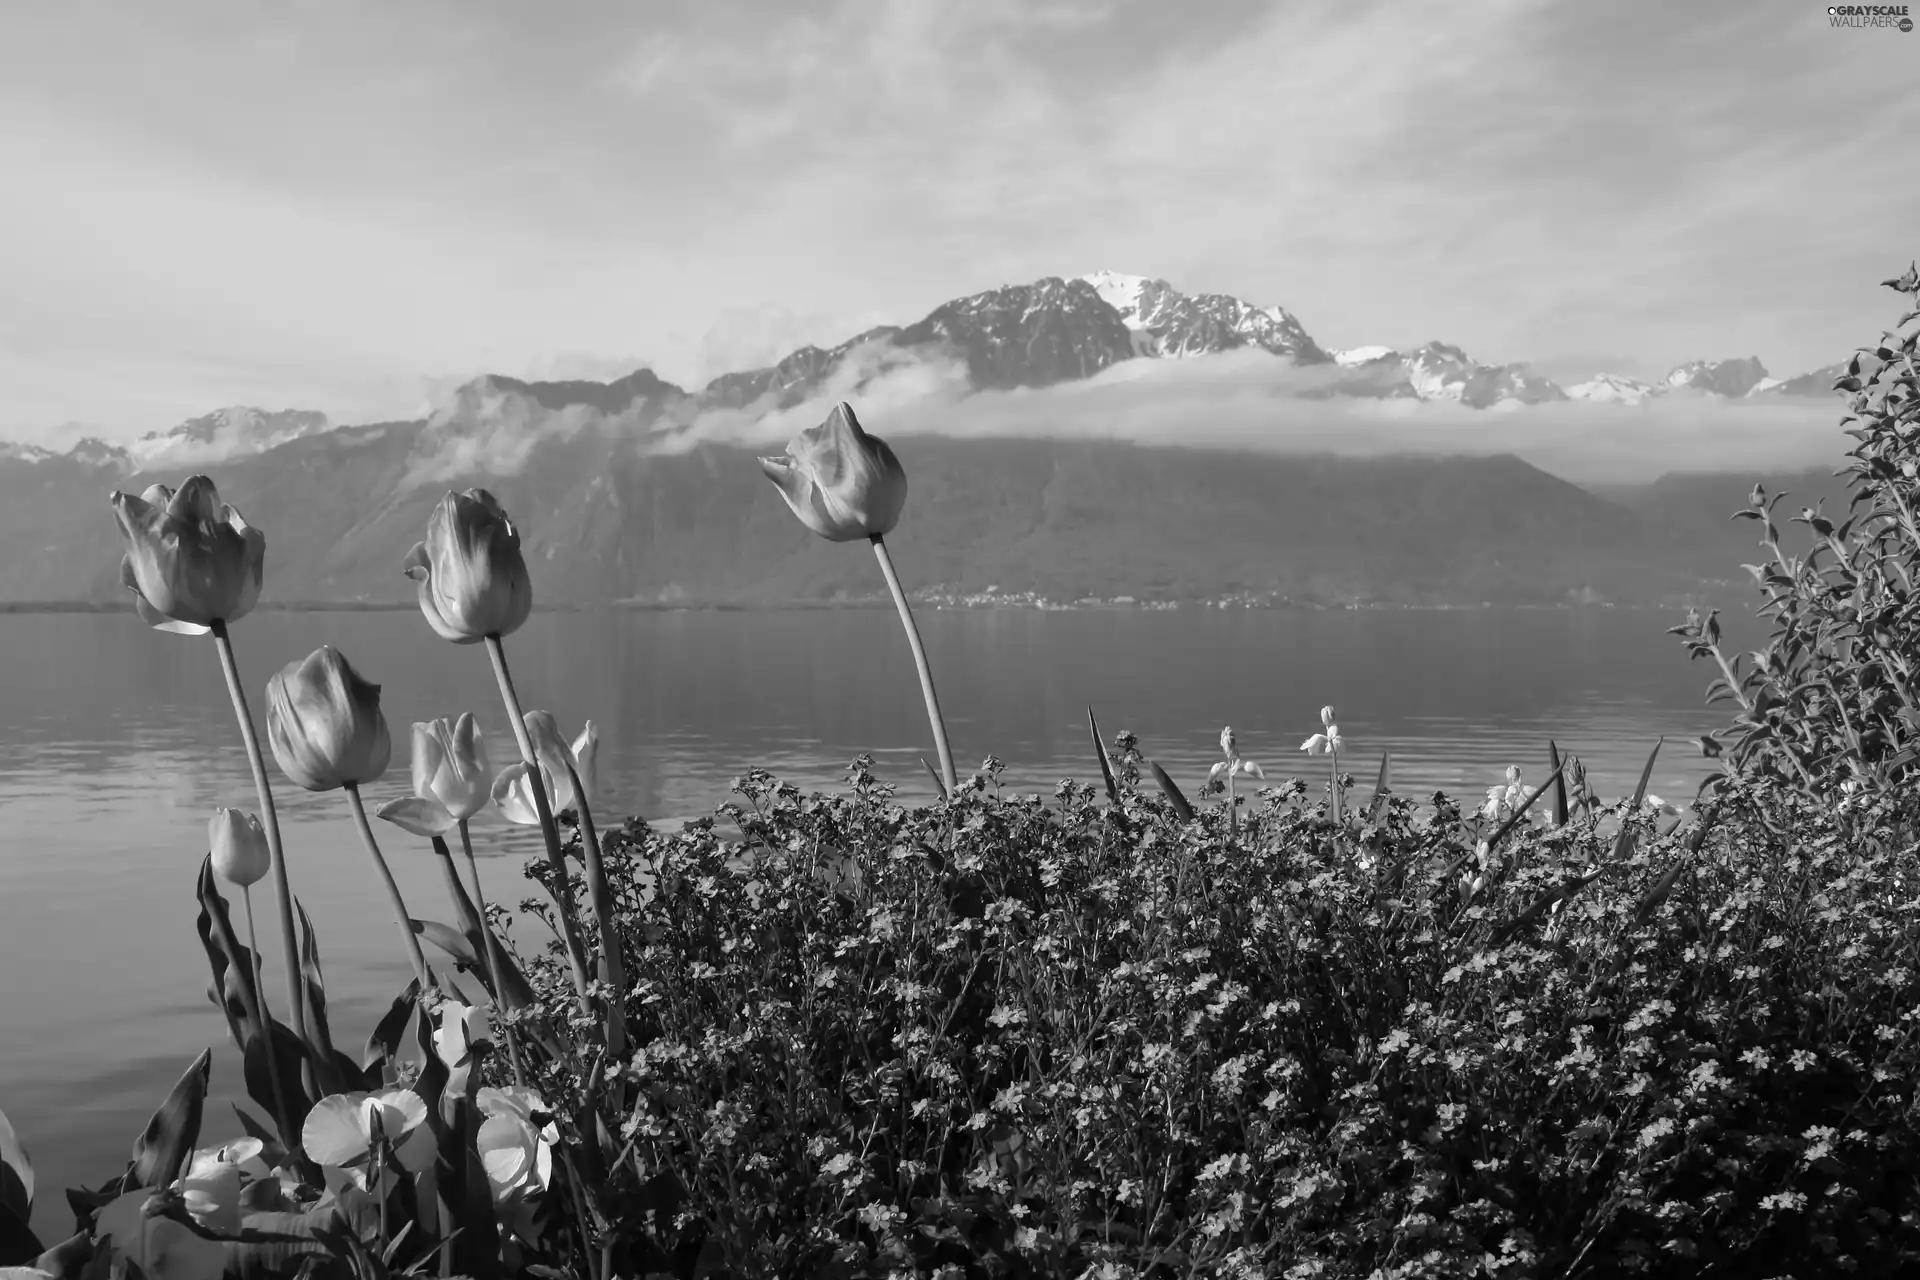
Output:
[
  {"xmin": 483, "ymin": 634, "xmax": 595, "ymax": 1009},
  {"xmin": 869, "ymin": 535, "xmax": 957, "ymax": 794},
  {"xmin": 457, "ymin": 820, "xmax": 528, "ymax": 1088},
  {"xmin": 566, "ymin": 767, "xmax": 627, "ymax": 1058},
  {"xmin": 344, "ymin": 783, "xmax": 434, "ymax": 992},
  {"xmin": 210, "ymin": 621, "xmax": 313, "ymax": 1051},
  {"xmin": 243, "ymin": 885, "xmax": 299, "ymax": 1155}
]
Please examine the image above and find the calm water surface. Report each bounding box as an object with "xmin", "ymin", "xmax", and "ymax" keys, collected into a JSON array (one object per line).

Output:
[{"xmin": 0, "ymin": 604, "xmax": 1733, "ymax": 1235}]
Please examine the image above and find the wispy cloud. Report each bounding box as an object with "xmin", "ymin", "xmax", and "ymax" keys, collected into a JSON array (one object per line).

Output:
[{"xmin": 0, "ymin": 0, "xmax": 1910, "ymax": 440}]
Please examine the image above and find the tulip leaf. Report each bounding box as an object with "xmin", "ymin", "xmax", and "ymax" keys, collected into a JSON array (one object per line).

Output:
[
  {"xmin": 242, "ymin": 1019, "xmax": 316, "ymax": 1147},
  {"xmin": 64, "ymin": 1175, "xmax": 126, "ymax": 1232},
  {"xmin": 1489, "ymin": 870, "xmax": 1605, "ymax": 946},
  {"xmin": 364, "ymin": 980, "xmax": 422, "ymax": 1072},
  {"xmin": 1547, "ymin": 740, "xmax": 1570, "ymax": 827},
  {"xmin": 1146, "ymin": 758, "xmax": 1193, "ymax": 823},
  {"xmin": 0, "ymin": 1105, "xmax": 32, "ymax": 1224},
  {"xmin": 1367, "ymin": 753, "xmax": 1392, "ymax": 823},
  {"xmin": 33, "ymin": 1229, "xmax": 91, "ymax": 1280},
  {"xmin": 195, "ymin": 858, "xmax": 265, "ymax": 1050},
  {"xmin": 126, "ymin": 1048, "xmax": 213, "ymax": 1192},
  {"xmin": 427, "ymin": 838, "xmax": 489, "ymax": 955},
  {"xmin": 486, "ymin": 935, "xmax": 541, "ymax": 1014},
  {"xmin": 232, "ymin": 1104, "xmax": 280, "ymax": 1150},
  {"xmin": 919, "ymin": 757, "xmax": 947, "ymax": 798},
  {"xmin": 0, "ymin": 1198, "xmax": 41, "ymax": 1269},
  {"xmin": 1611, "ymin": 738, "xmax": 1664, "ymax": 862},
  {"xmin": 294, "ymin": 901, "xmax": 371, "ymax": 1095},
  {"xmin": 1088, "ymin": 707, "xmax": 1119, "ymax": 805},
  {"xmin": 411, "ymin": 919, "xmax": 483, "ymax": 971}
]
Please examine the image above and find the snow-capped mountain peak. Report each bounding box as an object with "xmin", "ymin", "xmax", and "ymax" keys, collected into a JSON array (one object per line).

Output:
[
  {"xmin": 1332, "ymin": 345, "xmax": 1397, "ymax": 367},
  {"xmin": 1080, "ymin": 270, "xmax": 1153, "ymax": 329},
  {"xmin": 1567, "ymin": 373, "xmax": 1658, "ymax": 405},
  {"xmin": 129, "ymin": 406, "xmax": 331, "ymax": 467}
]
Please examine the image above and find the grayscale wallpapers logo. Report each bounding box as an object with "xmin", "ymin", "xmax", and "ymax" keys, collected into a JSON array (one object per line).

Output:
[{"xmin": 1829, "ymin": 3, "xmax": 1914, "ymax": 28}]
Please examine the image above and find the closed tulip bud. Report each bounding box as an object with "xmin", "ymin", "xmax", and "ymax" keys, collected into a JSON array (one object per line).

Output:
[
  {"xmin": 208, "ymin": 807, "xmax": 270, "ymax": 888},
  {"xmin": 758, "ymin": 402, "xmax": 907, "ymax": 542},
  {"xmin": 1219, "ymin": 726, "xmax": 1236, "ymax": 757},
  {"xmin": 1321, "ymin": 705, "xmax": 1337, "ymax": 729},
  {"xmin": 402, "ymin": 489, "xmax": 533, "ymax": 644},
  {"xmin": 266, "ymin": 646, "xmax": 391, "ymax": 791},
  {"xmin": 109, "ymin": 476, "xmax": 266, "ymax": 635}
]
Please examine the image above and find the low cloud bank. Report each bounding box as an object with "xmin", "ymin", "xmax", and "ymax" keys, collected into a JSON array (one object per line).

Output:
[{"xmin": 413, "ymin": 341, "xmax": 1856, "ymax": 488}]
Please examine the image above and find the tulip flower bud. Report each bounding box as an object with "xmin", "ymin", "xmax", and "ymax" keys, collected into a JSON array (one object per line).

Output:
[
  {"xmin": 402, "ymin": 489, "xmax": 534, "ymax": 644},
  {"xmin": 208, "ymin": 807, "xmax": 271, "ymax": 888},
  {"xmin": 758, "ymin": 402, "xmax": 908, "ymax": 542},
  {"xmin": 1321, "ymin": 705, "xmax": 1336, "ymax": 729},
  {"xmin": 1219, "ymin": 726, "xmax": 1236, "ymax": 757},
  {"xmin": 109, "ymin": 476, "xmax": 266, "ymax": 635},
  {"xmin": 266, "ymin": 646, "xmax": 392, "ymax": 791}
]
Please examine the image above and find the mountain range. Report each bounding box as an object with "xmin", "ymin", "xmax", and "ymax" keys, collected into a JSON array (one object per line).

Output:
[{"xmin": 0, "ymin": 270, "xmax": 1860, "ymax": 608}]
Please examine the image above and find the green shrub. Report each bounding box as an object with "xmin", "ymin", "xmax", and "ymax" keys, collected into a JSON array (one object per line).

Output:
[
  {"xmin": 492, "ymin": 750, "xmax": 1920, "ymax": 1278},
  {"xmin": 1674, "ymin": 263, "xmax": 1920, "ymax": 806}
]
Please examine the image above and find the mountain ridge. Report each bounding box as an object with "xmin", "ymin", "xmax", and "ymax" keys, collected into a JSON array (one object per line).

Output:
[{"xmin": 8, "ymin": 268, "xmax": 1850, "ymax": 472}]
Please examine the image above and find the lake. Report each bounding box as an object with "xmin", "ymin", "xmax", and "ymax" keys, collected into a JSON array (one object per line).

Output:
[{"xmin": 0, "ymin": 603, "xmax": 1734, "ymax": 1238}]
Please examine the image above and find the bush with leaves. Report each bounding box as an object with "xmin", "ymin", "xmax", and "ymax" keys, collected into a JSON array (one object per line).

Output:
[{"xmin": 1673, "ymin": 262, "xmax": 1920, "ymax": 806}]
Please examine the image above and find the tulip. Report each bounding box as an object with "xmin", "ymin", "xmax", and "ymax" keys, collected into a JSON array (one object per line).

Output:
[
  {"xmin": 758, "ymin": 401, "xmax": 908, "ymax": 542},
  {"xmin": 93, "ymin": 1189, "xmax": 226, "ymax": 1280},
  {"xmin": 378, "ymin": 714, "xmax": 528, "ymax": 1081},
  {"xmin": 758, "ymin": 401, "xmax": 955, "ymax": 793},
  {"xmin": 208, "ymin": 807, "xmax": 270, "ymax": 888},
  {"xmin": 504, "ymin": 713, "xmax": 626, "ymax": 1055},
  {"xmin": 402, "ymin": 489, "xmax": 533, "ymax": 644},
  {"xmin": 475, "ymin": 1087, "xmax": 557, "ymax": 1207},
  {"xmin": 209, "ymin": 807, "xmax": 295, "ymax": 1149},
  {"xmin": 301, "ymin": 1090, "xmax": 436, "ymax": 1195},
  {"xmin": 441, "ymin": 492, "xmax": 598, "ymax": 1016},
  {"xmin": 109, "ymin": 476, "xmax": 265, "ymax": 635},
  {"xmin": 1483, "ymin": 765, "xmax": 1539, "ymax": 824},
  {"xmin": 265, "ymin": 646, "xmax": 391, "ymax": 792},
  {"xmin": 377, "ymin": 715, "xmax": 496, "ymax": 838},
  {"xmin": 492, "ymin": 717, "xmax": 597, "ymax": 827},
  {"xmin": 268, "ymin": 647, "xmax": 431, "ymax": 989},
  {"xmin": 108, "ymin": 478, "xmax": 313, "ymax": 1058},
  {"xmin": 1301, "ymin": 716, "xmax": 1347, "ymax": 823},
  {"xmin": 1207, "ymin": 726, "xmax": 1265, "ymax": 836}
]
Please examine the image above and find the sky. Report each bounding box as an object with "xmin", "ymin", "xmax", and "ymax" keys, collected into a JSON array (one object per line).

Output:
[{"xmin": 0, "ymin": 0, "xmax": 1915, "ymax": 447}]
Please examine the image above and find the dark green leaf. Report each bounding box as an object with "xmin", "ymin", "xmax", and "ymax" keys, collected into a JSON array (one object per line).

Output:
[
  {"xmin": 1547, "ymin": 741, "xmax": 1569, "ymax": 827},
  {"xmin": 1145, "ymin": 758, "xmax": 1192, "ymax": 822},
  {"xmin": 410, "ymin": 920, "xmax": 483, "ymax": 971},
  {"xmin": 1088, "ymin": 706, "xmax": 1119, "ymax": 805},
  {"xmin": 0, "ymin": 1105, "xmax": 31, "ymax": 1224},
  {"xmin": 126, "ymin": 1048, "xmax": 213, "ymax": 1192},
  {"xmin": 364, "ymin": 981, "xmax": 422, "ymax": 1072}
]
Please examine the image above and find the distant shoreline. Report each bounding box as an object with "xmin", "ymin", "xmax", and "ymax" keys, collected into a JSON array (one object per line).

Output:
[{"xmin": 0, "ymin": 595, "xmax": 1740, "ymax": 616}]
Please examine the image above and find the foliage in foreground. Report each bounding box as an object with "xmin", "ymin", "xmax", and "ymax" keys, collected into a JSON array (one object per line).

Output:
[
  {"xmin": 483, "ymin": 747, "xmax": 1920, "ymax": 1278},
  {"xmin": 1673, "ymin": 261, "xmax": 1920, "ymax": 804}
]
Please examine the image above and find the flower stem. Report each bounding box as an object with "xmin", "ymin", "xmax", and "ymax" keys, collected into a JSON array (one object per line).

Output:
[
  {"xmin": 242, "ymin": 885, "xmax": 298, "ymax": 1154},
  {"xmin": 484, "ymin": 634, "xmax": 594, "ymax": 1006},
  {"xmin": 210, "ymin": 621, "xmax": 311, "ymax": 1048},
  {"xmin": 566, "ymin": 767, "xmax": 627, "ymax": 1057},
  {"xmin": 457, "ymin": 819, "xmax": 527, "ymax": 1087},
  {"xmin": 344, "ymin": 783, "xmax": 434, "ymax": 991},
  {"xmin": 869, "ymin": 535, "xmax": 956, "ymax": 793}
]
